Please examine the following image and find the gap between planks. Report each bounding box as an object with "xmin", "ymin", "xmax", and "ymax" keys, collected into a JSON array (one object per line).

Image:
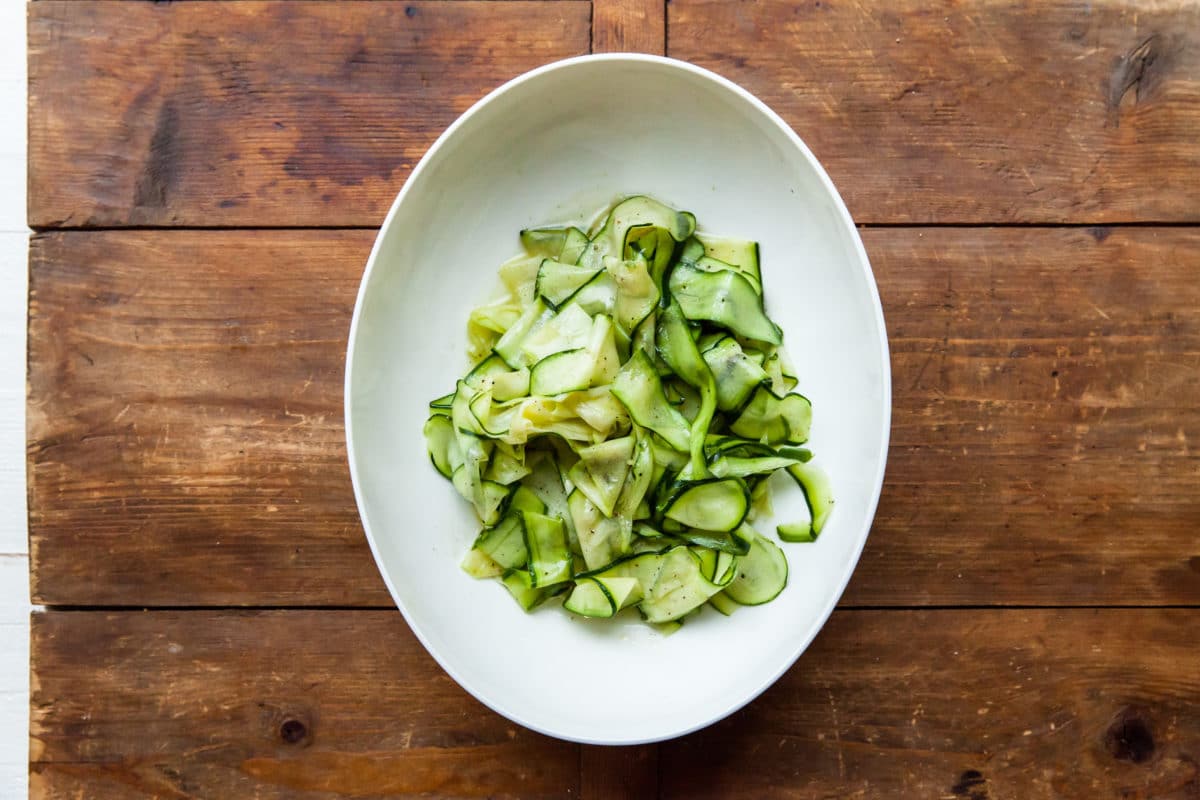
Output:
[{"xmin": 28, "ymin": 221, "xmax": 1200, "ymax": 233}]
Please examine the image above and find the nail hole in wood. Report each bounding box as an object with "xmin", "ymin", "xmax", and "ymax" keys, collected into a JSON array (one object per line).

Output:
[{"xmin": 280, "ymin": 718, "xmax": 308, "ymax": 745}]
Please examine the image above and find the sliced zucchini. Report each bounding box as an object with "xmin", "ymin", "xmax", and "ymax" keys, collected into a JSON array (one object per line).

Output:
[
  {"xmin": 501, "ymin": 569, "xmax": 547, "ymax": 611},
  {"xmin": 423, "ymin": 414, "xmax": 456, "ymax": 478},
  {"xmin": 561, "ymin": 227, "xmax": 590, "ymax": 265},
  {"xmin": 568, "ymin": 436, "xmax": 634, "ymax": 517},
  {"xmin": 485, "ymin": 445, "xmax": 531, "ymax": 485},
  {"xmin": 530, "ymin": 348, "xmax": 594, "ymax": 396},
  {"xmin": 656, "ymin": 300, "xmax": 717, "ymax": 475},
  {"xmin": 452, "ymin": 469, "xmax": 509, "ymax": 526},
  {"xmin": 498, "ymin": 254, "xmax": 542, "ymax": 303},
  {"xmin": 586, "ymin": 314, "xmax": 622, "ymax": 385},
  {"xmin": 598, "ymin": 195, "xmax": 697, "ymax": 262},
  {"xmin": 469, "ymin": 297, "xmax": 523, "ymax": 333},
  {"xmin": 709, "ymin": 454, "xmax": 802, "ymax": 480},
  {"xmin": 561, "ymin": 386, "xmax": 629, "ymax": 438},
  {"xmin": 613, "ymin": 432, "xmax": 655, "ymax": 521},
  {"xmin": 428, "ymin": 392, "xmax": 454, "ymax": 416},
  {"xmin": 564, "ymin": 576, "xmax": 641, "ymax": 618},
  {"xmin": 639, "ymin": 546, "xmax": 732, "ymax": 623},
  {"xmin": 694, "ymin": 254, "xmax": 762, "ymax": 295},
  {"xmin": 536, "ymin": 259, "xmax": 600, "ymax": 308},
  {"xmin": 568, "ymin": 490, "xmax": 633, "ymax": 571},
  {"xmin": 493, "ymin": 299, "xmax": 554, "ymax": 368},
  {"xmin": 522, "ymin": 510, "xmax": 572, "ymax": 587},
  {"xmin": 723, "ymin": 528, "xmax": 788, "ymax": 605},
  {"xmin": 563, "ymin": 577, "xmax": 614, "ymax": 617},
  {"xmin": 677, "ymin": 236, "xmax": 705, "ymax": 265},
  {"xmin": 521, "ymin": 302, "xmax": 594, "ymax": 364},
  {"xmin": 611, "ymin": 349, "xmax": 692, "ymax": 453},
  {"xmin": 429, "ymin": 197, "xmax": 836, "ymax": 628},
  {"xmin": 465, "ymin": 353, "xmax": 530, "ymax": 400},
  {"xmin": 473, "ymin": 512, "xmax": 528, "ymax": 569},
  {"xmin": 701, "ymin": 337, "xmax": 770, "ymax": 412},
  {"xmin": 696, "ymin": 233, "xmax": 762, "ymax": 289},
  {"xmin": 608, "ymin": 254, "xmax": 660, "ymax": 335},
  {"xmin": 708, "ymin": 590, "xmax": 739, "ymax": 616},
  {"xmin": 668, "ymin": 263, "xmax": 782, "ymax": 345},
  {"xmin": 660, "ymin": 478, "xmax": 750, "ymax": 533},
  {"xmin": 782, "ymin": 461, "xmax": 834, "ymax": 540},
  {"xmin": 506, "ymin": 396, "xmax": 598, "ymax": 445},
  {"xmin": 729, "ymin": 386, "xmax": 813, "ymax": 445},
  {"xmin": 520, "ymin": 226, "xmax": 572, "ymax": 257},
  {"xmin": 672, "ymin": 524, "xmax": 753, "ymax": 556},
  {"xmin": 460, "ymin": 547, "xmax": 503, "ymax": 579}
]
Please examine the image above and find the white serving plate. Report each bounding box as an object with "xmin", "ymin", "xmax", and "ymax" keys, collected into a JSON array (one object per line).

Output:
[{"xmin": 346, "ymin": 54, "xmax": 890, "ymax": 745}]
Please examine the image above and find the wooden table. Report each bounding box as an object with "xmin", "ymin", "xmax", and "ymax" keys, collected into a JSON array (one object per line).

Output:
[{"xmin": 26, "ymin": 1, "xmax": 1200, "ymax": 797}]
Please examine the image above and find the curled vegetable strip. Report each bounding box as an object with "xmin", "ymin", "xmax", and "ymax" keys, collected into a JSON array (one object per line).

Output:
[{"xmin": 424, "ymin": 196, "xmax": 834, "ymax": 625}]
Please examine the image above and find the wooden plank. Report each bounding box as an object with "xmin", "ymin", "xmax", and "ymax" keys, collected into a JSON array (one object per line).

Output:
[
  {"xmin": 28, "ymin": 227, "xmax": 1200, "ymax": 607},
  {"xmin": 581, "ymin": 744, "xmax": 658, "ymax": 799},
  {"xmin": 659, "ymin": 609, "xmax": 1200, "ymax": 798},
  {"xmin": 592, "ymin": 0, "xmax": 665, "ymax": 55},
  {"xmin": 27, "ymin": 230, "xmax": 390, "ymax": 606},
  {"xmin": 668, "ymin": 0, "xmax": 1200, "ymax": 224},
  {"xmin": 29, "ymin": 610, "xmax": 579, "ymax": 799},
  {"xmin": 31, "ymin": 609, "xmax": 1200, "ymax": 798},
  {"xmin": 27, "ymin": 0, "xmax": 591, "ymax": 228},
  {"xmin": 845, "ymin": 226, "xmax": 1200, "ymax": 607}
]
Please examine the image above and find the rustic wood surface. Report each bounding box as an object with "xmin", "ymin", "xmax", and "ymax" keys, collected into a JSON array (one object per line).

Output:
[
  {"xmin": 28, "ymin": 1, "xmax": 591, "ymax": 228},
  {"xmin": 31, "ymin": 609, "xmax": 1200, "ymax": 798},
  {"xmin": 27, "ymin": 227, "xmax": 1200, "ymax": 607},
  {"xmin": 26, "ymin": 0, "xmax": 1200, "ymax": 797},
  {"xmin": 29, "ymin": 1, "xmax": 1200, "ymax": 227},
  {"xmin": 592, "ymin": 0, "xmax": 665, "ymax": 55},
  {"xmin": 668, "ymin": 0, "xmax": 1200, "ymax": 224}
]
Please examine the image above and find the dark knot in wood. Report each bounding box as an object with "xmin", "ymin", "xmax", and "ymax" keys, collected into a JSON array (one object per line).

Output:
[
  {"xmin": 1106, "ymin": 34, "xmax": 1178, "ymax": 127},
  {"xmin": 951, "ymin": 769, "xmax": 988, "ymax": 799},
  {"xmin": 1105, "ymin": 707, "xmax": 1155, "ymax": 764}
]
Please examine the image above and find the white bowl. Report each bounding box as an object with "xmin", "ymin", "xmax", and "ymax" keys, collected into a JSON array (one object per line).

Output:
[{"xmin": 346, "ymin": 54, "xmax": 890, "ymax": 745}]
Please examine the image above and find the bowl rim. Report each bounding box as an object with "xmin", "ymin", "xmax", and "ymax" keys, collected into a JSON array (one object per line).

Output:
[{"xmin": 345, "ymin": 52, "xmax": 892, "ymax": 745}]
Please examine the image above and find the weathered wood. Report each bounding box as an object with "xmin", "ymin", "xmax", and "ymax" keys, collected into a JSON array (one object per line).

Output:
[
  {"xmin": 27, "ymin": 230, "xmax": 389, "ymax": 606},
  {"xmin": 592, "ymin": 0, "xmax": 665, "ymax": 55},
  {"xmin": 846, "ymin": 225, "xmax": 1200, "ymax": 607},
  {"xmin": 27, "ymin": 1, "xmax": 591, "ymax": 228},
  {"xmin": 28, "ymin": 228, "xmax": 1200, "ymax": 606},
  {"xmin": 581, "ymin": 744, "xmax": 658, "ymax": 799},
  {"xmin": 669, "ymin": 0, "xmax": 1200, "ymax": 224},
  {"xmin": 30, "ymin": 1, "xmax": 1200, "ymax": 227},
  {"xmin": 30, "ymin": 609, "xmax": 1200, "ymax": 798},
  {"xmin": 660, "ymin": 609, "xmax": 1200, "ymax": 798},
  {"xmin": 29, "ymin": 610, "xmax": 579, "ymax": 799}
]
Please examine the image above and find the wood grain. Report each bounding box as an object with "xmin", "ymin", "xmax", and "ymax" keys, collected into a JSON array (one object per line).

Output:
[
  {"xmin": 30, "ymin": 609, "xmax": 1200, "ymax": 798},
  {"xmin": 660, "ymin": 609, "xmax": 1200, "ymax": 799},
  {"xmin": 27, "ymin": 227, "xmax": 1200, "ymax": 607},
  {"xmin": 845, "ymin": 225, "xmax": 1200, "ymax": 607},
  {"xmin": 30, "ymin": 1, "xmax": 1200, "ymax": 227},
  {"xmin": 29, "ymin": 610, "xmax": 579, "ymax": 799},
  {"xmin": 668, "ymin": 0, "xmax": 1200, "ymax": 224},
  {"xmin": 592, "ymin": 0, "xmax": 665, "ymax": 55},
  {"xmin": 27, "ymin": 230, "xmax": 389, "ymax": 606},
  {"xmin": 27, "ymin": 1, "xmax": 591, "ymax": 228},
  {"xmin": 581, "ymin": 744, "xmax": 658, "ymax": 799}
]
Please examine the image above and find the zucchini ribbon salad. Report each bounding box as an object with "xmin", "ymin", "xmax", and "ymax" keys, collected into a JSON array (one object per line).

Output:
[{"xmin": 423, "ymin": 196, "xmax": 833, "ymax": 629}]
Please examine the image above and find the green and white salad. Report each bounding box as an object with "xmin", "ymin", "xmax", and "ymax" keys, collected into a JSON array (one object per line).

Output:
[{"xmin": 423, "ymin": 196, "xmax": 833, "ymax": 628}]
